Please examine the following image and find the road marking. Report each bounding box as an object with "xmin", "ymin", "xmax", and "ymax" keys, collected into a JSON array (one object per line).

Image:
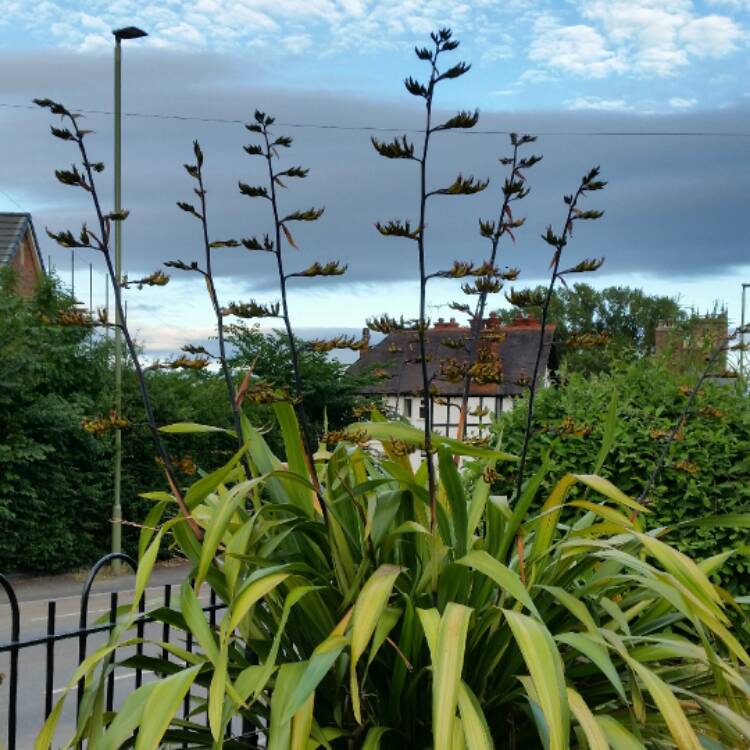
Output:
[
  {"xmin": 27, "ymin": 594, "xmax": 212, "ymax": 622},
  {"xmin": 52, "ymin": 670, "xmax": 155, "ymax": 695},
  {"xmin": 31, "ymin": 607, "xmax": 110, "ymax": 623}
]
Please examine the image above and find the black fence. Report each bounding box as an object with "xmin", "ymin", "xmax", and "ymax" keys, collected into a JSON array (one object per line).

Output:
[{"xmin": 0, "ymin": 552, "xmax": 242, "ymax": 749}]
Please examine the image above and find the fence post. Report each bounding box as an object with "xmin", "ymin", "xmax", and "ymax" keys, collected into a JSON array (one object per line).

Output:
[
  {"xmin": 0, "ymin": 575, "xmax": 20, "ymax": 750},
  {"xmin": 44, "ymin": 601, "xmax": 56, "ymax": 719},
  {"xmin": 77, "ymin": 553, "xmax": 137, "ymax": 728}
]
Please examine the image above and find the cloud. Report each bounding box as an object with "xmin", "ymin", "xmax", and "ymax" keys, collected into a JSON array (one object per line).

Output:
[
  {"xmin": 6, "ymin": 46, "xmax": 747, "ymax": 289},
  {"xmin": 679, "ymin": 15, "xmax": 746, "ymax": 56},
  {"xmin": 529, "ymin": 16, "xmax": 626, "ymax": 78},
  {"xmin": 1, "ymin": 41, "xmax": 749, "ymax": 358},
  {"xmin": 566, "ymin": 96, "xmax": 631, "ymax": 111},
  {"xmin": 669, "ymin": 96, "xmax": 697, "ymax": 108},
  {"xmin": 4, "ymin": 0, "xmax": 501, "ymax": 55},
  {"xmin": 529, "ymin": 1, "xmax": 747, "ymax": 78}
]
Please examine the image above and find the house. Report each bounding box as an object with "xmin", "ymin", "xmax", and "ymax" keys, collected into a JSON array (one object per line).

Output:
[
  {"xmin": 348, "ymin": 313, "xmax": 555, "ymax": 438},
  {"xmin": 0, "ymin": 213, "xmax": 45, "ymax": 297},
  {"xmin": 655, "ymin": 311, "xmax": 729, "ymax": 374}
]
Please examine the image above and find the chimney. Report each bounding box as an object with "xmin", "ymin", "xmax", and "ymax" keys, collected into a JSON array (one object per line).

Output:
[
  {"xmin": 434, "ymin": 317, "xmax": 459, "ymax": 330},
  {"xmin": 358, "ymin": 327, "xmax": 370, "ymax": 358},
  {"xmin": 504, "ymin": 313, "xmax": 539, "ymax": 329},
  {"xmin": 483, "ymin": 311, "xmax": 502, "ymax": 330}
]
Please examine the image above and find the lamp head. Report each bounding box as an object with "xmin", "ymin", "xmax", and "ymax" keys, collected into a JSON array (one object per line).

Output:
[{"xmin": 113, "ymin": 26, "xmax": 148, "ymax": 41}]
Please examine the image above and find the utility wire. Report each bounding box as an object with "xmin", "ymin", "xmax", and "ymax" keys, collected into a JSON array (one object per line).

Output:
[
  {"xmin": 0, "ymin": 187, "xmax": 23, "ymax": 209},
  {"xmin": 2, "ymin": 101, "xmax": 750, "ymax": 137}
]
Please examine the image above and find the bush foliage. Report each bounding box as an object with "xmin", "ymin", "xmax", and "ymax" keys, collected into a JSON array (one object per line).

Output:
[
  {"xmin": 0, "ymin": 271, "xmax": 114, "ymax": 571},
  {"xmin": 492, "ymin": 356, "xmax": 750, "ymax": 592}
]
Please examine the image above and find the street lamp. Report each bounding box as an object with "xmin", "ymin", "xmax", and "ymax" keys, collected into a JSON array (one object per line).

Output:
[
  {"xmin": 111, "ymin": 25, "xmax": 147, "ymax": 574},
  {"xmin": 742, "ymin": 283, "xmax": 750, "ymax": 378}
]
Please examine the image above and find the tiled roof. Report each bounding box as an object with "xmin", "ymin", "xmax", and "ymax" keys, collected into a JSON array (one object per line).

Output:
[
  {"xmin": 0, "ymin": 213, "xmax": 44, "ymax": 270},
  {"xmin": 348, "ymin": 317, "xmax": 555, "ymax": 396}
]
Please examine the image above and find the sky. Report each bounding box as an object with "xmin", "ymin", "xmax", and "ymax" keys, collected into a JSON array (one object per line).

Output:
[{"xmin": 0, "ymin": 0, "xmax": 748, "ymax": 356}]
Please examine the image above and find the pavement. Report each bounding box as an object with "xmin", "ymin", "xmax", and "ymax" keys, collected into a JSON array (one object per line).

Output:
[{"xmin": 0, "ymin": 558, "xmax": 206, "ymax": 749}]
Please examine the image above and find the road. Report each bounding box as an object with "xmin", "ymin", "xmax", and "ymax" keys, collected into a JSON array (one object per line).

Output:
[{"xmin": 0, "ymin": 560, "xmax": 219, "ymax": 748}]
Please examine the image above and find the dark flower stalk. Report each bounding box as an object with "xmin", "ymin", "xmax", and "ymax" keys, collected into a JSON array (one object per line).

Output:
[
  {"xmin": 36, "ymin": 98, "xmax": 203, "ymax": 540},
  {"xmin": 372, "ymin": 28, "xmax": 487, "ymax": 532},
  {"xmin": 174, "ymin": 141, "xmax": 246, "ymax": 458},
  {"xmin": 457, "ymin": 135, "xmax": 540, "ymax": 440},
  {"xmin": 513, "ymin": 168, "xmax": 606, "ymax": 502},
  {"xmin": 240, "ymin": 111, "xmax": 344, "ymax": 513}
]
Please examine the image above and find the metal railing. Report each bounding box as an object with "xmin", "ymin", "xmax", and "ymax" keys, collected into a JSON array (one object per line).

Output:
[{"xmin": 0, "ymin": 552, "xmax": 249, "ymax": 749}]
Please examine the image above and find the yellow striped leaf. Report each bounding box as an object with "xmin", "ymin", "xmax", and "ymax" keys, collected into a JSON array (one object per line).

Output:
[
  {"xmin": 504, "ymin": 609, "xmax": 570, "ymax": 750},
  {"xmin": 349, "ymin": 565, "xmax": 402, "ymax": 723}
]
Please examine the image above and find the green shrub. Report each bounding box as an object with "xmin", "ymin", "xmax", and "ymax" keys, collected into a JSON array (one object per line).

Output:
[
  {"xmin": 492, "ymin": 356, "xmax": 750, "ymax": 593},
  {"xmin": 0, "ymin": 272, "xmax": 114, "ymax": 571}
]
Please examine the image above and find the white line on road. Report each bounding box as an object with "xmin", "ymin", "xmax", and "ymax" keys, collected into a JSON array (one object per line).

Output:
[
  {"xmin": 31, "ymin": 607, "xmax": 110, "ymax": 622},
  {"xmin": 53, "ymin": 670, "xmax": 154, "ymax": 695}
]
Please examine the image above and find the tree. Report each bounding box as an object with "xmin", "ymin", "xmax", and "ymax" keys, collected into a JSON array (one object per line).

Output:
[
  {"xmin": 0, "ymin": 270, "xmax": 113, "ymax": 571},
  {"xmin": 497, "ymin": 282, "xmax": 685, "ymax": 374},
  {"xmin": 227, "ymin": 324, "xmax": 373, "ymax": 441}
]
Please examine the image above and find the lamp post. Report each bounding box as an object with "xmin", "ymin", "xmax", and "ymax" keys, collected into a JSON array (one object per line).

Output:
[
  {"xmin": 112, "ymin": 25, "xmax": 147, "ymax": 574},
  {"xmin": 742, "ymin": 283, "xmax": 750, "ymax": 379}
]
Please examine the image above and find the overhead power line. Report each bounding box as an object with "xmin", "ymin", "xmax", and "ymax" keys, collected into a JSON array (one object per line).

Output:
[{"xmin": 2, "ymin": 100, "xmax": 750, "ymax": 137}]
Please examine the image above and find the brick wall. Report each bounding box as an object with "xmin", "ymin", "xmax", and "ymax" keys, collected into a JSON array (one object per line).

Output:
[{"xmin": 9, "ymin": 231, "xmax": 42, "ymax": 297}]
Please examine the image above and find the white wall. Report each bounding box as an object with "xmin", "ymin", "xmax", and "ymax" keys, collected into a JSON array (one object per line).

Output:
[{"xmin": 385, "ymin": 393, "xmax": 515, "ymax": 438}]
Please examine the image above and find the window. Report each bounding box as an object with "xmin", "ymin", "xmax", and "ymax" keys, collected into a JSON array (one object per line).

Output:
[
  {"xmin": 402, "ymin": 397, "xmax": 412, "ymax": 418},
  {"xmin": 419, "ymin": 400, "xmax": 427, "ymax": 419}
]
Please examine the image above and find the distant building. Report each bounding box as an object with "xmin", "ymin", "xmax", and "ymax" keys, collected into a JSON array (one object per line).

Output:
[
  {"xmin": 348, "ymin": 313, "xmax": 555, "ymax": 437},
  {"xmin": 655, "ymin": 311, "xmax": 729, "ymax": 374},
  {"xmin": 0, "ymin": 213, "xmax": 45, "ymax": 297}
]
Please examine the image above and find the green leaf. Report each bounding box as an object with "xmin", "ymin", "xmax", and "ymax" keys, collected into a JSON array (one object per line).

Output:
[
  {"xmin": 208, "ymin": 643, "xmax": 229, "ymax": 741},
  {"xmin": 273, "ymin": 402, "xmax": 316, "ymax": 517},
  {"xmin": 195, "ymin": 477, "xmax": 263, "ymax": 590},
  {"xmin": 98, "ymin": 682, "xmax": 157, "ymax": 750},
  {"xmin": 504, "ymin": 609, "xmax": 570, "ymax": 750},
  {"xmin": 180, "ymin": 581, "xmax": 219, "ymax": 664},
  {"xmin": 160, "ymin": 422, "xmax": 235, "ymax": 435},
  {"xmin": 623, "ymin": 657, "xmax": 701, "ymax": 750},
  {"xmin": 350, "ymin": 565, "xmax": 402, "ymax": 723},
  {"xmin": 226, "ymin": 567, "xmax": 290, "ymax": 634},
  {"xmin": 255, "ymin": 586, "xmax": 319, "ymax": 699},
  {"xmin": 362, "ymin": 727, "xmax": 390, "ymax": 749},
  {"xmin": 458, "ymin": 681, "xmax": 494, "ymax": 750},
  {"xmin": 133, "ymin": 665, "xmax": 201, "ymax": 749},
  {"xmin": 595, "ymin": 716, "xmax": 646, "ymax": 750},
  {"xmin": 567, "ymin": 687, "xmax": 608, "ymax": 750},
  {"xmin": 35, "ymin": 638, "xmax": 139, "ymax": 750},
  {"xmin": 184, "ymin": 442, "xmax": 248, "ymax": 511},
  {"xmin": 457, "ymin": 550, "xmax": 539, "ymax": 618},
  {"xmin": 439, "ymin": 445, "xmax": 468, "ymax": 556},
  {"xmin": 282, "ymin": 635, "xmax": 348, "ymax": 722},
  {"xmin": 432, "ymin": 603, "xmax": 473, "ymax": 750},
  {"xmin": 556, "ymin": 631, "xmax": 626, "ymax": 700},
  {"xmin": 268, "ymin": 662, "xmax": 306, "ymax": 750},
  {"xmin": 592, "ymin": 388, "xmax": 617, "ymax": 475}
]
